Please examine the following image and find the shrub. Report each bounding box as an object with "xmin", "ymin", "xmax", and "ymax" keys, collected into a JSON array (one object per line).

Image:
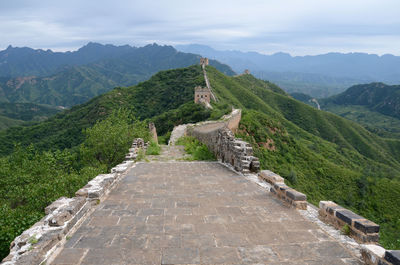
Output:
[
  {"xmin": 146, "ymin": 141, "xmax": 161, "ymax": 155},
  {"xmin": 80, "ymin": 109, "xmax": 134, "ymax": 170},
  {"xmin": 176, "ymin": 136, "xmax": 215, "ymax": 161}
]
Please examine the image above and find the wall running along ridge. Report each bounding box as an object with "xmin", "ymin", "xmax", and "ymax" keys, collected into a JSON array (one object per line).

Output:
[
  {"xmin": 187, "ymin": 109, "xmax": 260, "ymax": 174},
  {"xmin": 1, "ymin": 138, "xmax": 147, "ymax": 265}
]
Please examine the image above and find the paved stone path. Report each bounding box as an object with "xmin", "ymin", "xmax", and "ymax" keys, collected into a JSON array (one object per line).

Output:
[{"xmin": 51, "ymin": 160, "xmax": 362, "ymax": 265}]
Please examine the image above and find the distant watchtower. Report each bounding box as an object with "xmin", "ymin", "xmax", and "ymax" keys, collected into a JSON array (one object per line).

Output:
[
  {"xmin": 200, "ymin": 57, "xmax": 209, "ymax": 66},
  {"xmin": 244, "ymin": 69, "xmax": 250, "ymax": 75},
  {"xmin": 194, "ymin": 86, "xmax": 211, "ymax": 104}
]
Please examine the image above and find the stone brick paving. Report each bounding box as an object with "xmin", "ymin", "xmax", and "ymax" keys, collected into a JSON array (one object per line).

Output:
[{"xmin": 51, "ymin": 161, "xmax": 362, "ymax": 265}]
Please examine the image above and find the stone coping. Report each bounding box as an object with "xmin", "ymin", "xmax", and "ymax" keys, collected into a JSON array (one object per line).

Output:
[
  {"xmin": 1, "ymin": 139, "xmax": 143, "ymax": 265},
  {"xmin": 258, "ymin": 170, "xmax": 400, "ymax": 265},
  {"xmin": 361, "ymin": 244, "xmax": 400, "ymax": 265},
  {"xmin": 319, "ymin": 201, "xmax": 379, "ymax": 244},
  {"xmin": 259, "ymin": 170, "xmax": 307, "ymax": 210}
]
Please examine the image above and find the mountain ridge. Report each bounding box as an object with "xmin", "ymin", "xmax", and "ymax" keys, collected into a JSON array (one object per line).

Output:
[
  {"xmin": 0, "ymin": 43, "xmax": 235, "ymax": 107},
  {"xmin": 0, "ymin": 65, "xmax": 399, "ymax": 251},
  {"xmin": 176, "ymin": 44, "xmax": 400, "ymax": 97}
]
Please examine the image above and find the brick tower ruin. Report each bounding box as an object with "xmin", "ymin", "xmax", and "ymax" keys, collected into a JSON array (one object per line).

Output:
[
  {"xmin": 194, "ymin": 86, "xmax": 211, "ymax": 104},
  {"xmin": 200, "ymin": 57, "xmax": 209, "ymax": 66}
]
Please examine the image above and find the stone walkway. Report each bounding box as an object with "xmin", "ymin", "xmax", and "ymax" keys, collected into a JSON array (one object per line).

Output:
[{"xmin": 51, "ymin": 161, "xmax": 362, "ymax": 265}]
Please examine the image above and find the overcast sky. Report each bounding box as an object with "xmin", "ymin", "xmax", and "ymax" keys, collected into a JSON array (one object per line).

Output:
[{"xmin": 1, "ymin": 0, "xmax": 399, "ymax": 55}]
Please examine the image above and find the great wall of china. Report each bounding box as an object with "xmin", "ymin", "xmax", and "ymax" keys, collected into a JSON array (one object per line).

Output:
[{"xmin": 2, "ymin": 60, "xmax": 399, "ymax": 265}]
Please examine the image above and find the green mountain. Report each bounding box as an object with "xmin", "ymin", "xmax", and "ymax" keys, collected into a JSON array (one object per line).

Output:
[
  {"xmin": 0, "ymin": 65, "xmax": 399, "ymax": 251},
  {"xmin": 323, "ymin": 83, "xmax": 400, "ymax": 119},
  {"xmin": 0, "ymin": 66, "xmax": 211, "ymax": 154},
  {"xmin": 0, "ymin": 43, "xmax": 235, "ymax": 107},
  {"xmin": 320, "ymin": 83, "xmax": 400, "ymax": 138},
  {"xmin": 177, "ymin": 44, "xmax": 400, "ymax": 97}
]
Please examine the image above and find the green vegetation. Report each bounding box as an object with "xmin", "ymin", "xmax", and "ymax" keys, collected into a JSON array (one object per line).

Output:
[
  {"xmin": 0, "ymin": 63, "xmax": 399, "ymax": 256},
  {"xmin": 0, "ymin": 66, "xmax": 206, "ymax": 155},
  {"xmin": 202, "ymin": 66, "xmax": 400, "ymax": 249},
  {"xmin": 146, "ymin": 141, "xmax": 161, "ymax": 155},
  {"xmin": 322, "ymin": 104, "xmax": 400, "ymax": 139},
  {"xmin": 0, "ymin": 109, "xmax": 147, "ymax": 259},
  {"xmin": 322, "ymin": 82, "xmax": 400, "ymax": 120},
  {"xmin": 0, "ymin": 44, "xmax": 235, "ymax": 108},
  {"xmin": 176, "ymin": 136, "xmax": 215, "ymax": 161},
  {"xmin": 0, "ymin": 103, "xmax": 60, "ymax": 131},
  {"xmin": 341, "ymin": 224, "xmax": 351, "ymax": 236}
]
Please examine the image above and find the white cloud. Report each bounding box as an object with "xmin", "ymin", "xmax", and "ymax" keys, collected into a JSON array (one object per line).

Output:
[{"xmin": 0, "ymin": 0, "xmax": 399, "ymax": 55}]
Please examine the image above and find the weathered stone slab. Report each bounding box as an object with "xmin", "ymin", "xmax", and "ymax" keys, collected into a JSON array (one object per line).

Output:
[
  {"xmin": 335, "ymin": 209, "xmax": 363, "ymax": 225},
  {"xmin": 327, "ymin": 205, "xmax": 345, "ymax": 215},
  {"xmin": 274, "ymin": 183, "xmax": 289, "ymax": 191},
  {"xmin": 354, "ymin": 219, "xmax": 380, "ymax": 234},
  {"xmin": 260, "ymin": 170, "xmax": 284, "ymax": 183},
  {"xmin": 385, "ymin": 250, "xmax": 400, "ymax": 265},
  {"xmin": 286, "ymin": 189, "xmax": 307, "ymax": 201}
]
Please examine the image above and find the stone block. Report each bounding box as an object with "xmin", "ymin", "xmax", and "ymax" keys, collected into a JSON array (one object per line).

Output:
[
  {"xmin": 286, "ymin": 190, "xmax": 306, "ymax": 201},
  {"xmin": 335, "ymin": 209, "xmax": 363, "ymax": 225},
  {"xmin": 274, "ymin": 183, "xmax": 288, "ymax": 191},
  {"xmin": 360, "ymin": 233, "xmax": 380, "ymax": 243},
  {"xmin": 354, "ymin": 219, "xmax": 380, "ymax": 234},
  {"xmin": 361, "ymin": 244, "xmax": 385, "ymax": 265},
  {"xmin": 319, "ymin": 201, "xmax": 337, "ymax": 211},
  {"xmin": 259, "ymin": 170, "xmax": 284, "ymax": 184},
  {"xmin": 385, "ymin": 250, "xmax": 400, "ymax": 265},
  {"xmin": 327, "ymin": 205, "xmax": 345, "ymax": 215},
  {"xmin": 293, "ymin": 201, "xmax": 307, "ymax": 210}
]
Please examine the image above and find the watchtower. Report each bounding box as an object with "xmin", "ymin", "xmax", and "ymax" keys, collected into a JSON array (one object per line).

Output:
[
  {"xmin": 194, "ymin": 86, "xmax": 211, "ymax": 104},
  {"xmin": 244, "ymin": 69, "xmax": 250, "ymax": 74},
  {"xmin": 200, "ymin": 57, "xmax": 209, "ymax": 66}
]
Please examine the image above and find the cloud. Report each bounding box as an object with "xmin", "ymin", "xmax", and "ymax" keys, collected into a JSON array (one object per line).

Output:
[{"xmin": 0, "ymin": 0, "xmax": 399, "ymax": 55}]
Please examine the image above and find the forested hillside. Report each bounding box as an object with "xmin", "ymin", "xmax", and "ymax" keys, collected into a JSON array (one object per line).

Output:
[
  {"xmin": 320, "ymin": 83, "xmax": 400, "ymax": 139},
  {"xmin": 0, "ymin": 65, "xmax": 399, "ymax": 260},
  {"xmin": 204, "ymin": 67, "xmax": 400, "ymax": 250},
  {"xmin": 0, "ymin": 43, "xmax": 235, "ymax": 107}
]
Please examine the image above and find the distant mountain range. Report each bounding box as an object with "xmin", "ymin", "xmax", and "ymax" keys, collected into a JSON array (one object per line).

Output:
[
  {"xmin": 176, "ymin": 44, "xmax": 400, "ymax": 97},
  {"xmin": 0, "ymin": 43, "xmax": 235, "ymax": 107}
]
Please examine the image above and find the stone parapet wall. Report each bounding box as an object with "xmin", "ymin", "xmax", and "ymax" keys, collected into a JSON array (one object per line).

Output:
[
  {"xmin": 187, "ymin": 109, "xmax": 259, "ymax": 174},
  {"xmin": 1, "ymin": 139, "xmax": 144, "ymax": 265},
  {"xmin": 319, "ymin": 201, "xmax": 380, "ymax": 244},
  {"xmin": 259, "ymin": 170, "xmax": 307, "ymax": 210},
  {"xmin": 361, "ymin": 244, "xmax": 400, "ymax": 265}
]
